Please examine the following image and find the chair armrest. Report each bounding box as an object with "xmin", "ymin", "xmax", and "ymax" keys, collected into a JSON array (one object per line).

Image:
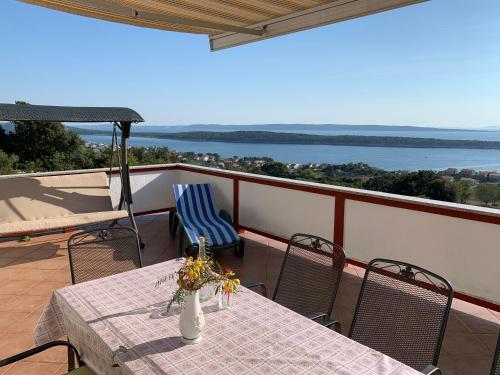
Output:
[
  {"xmin": 0, "ymin": 341, "xmax": 82, "ymax": 367},
  {"xmin": 421, "ymin": 365, "xmax": 441, "ymax": 375},
  {"xmin": 309, "ymin": 313, "xmax": 342, "ymax": 333},
  {"xmin": 219, "ymin": 209, "xmax": 232, "ymax": 225},
  {"xmin": 244, "ymin": 282, "xmax": 268, "ymax": 297}
]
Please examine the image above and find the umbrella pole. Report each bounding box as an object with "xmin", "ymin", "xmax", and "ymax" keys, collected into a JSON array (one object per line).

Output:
[{"xmin": 119, "ymin": 121, "xmax": 145, "ymax": 249}]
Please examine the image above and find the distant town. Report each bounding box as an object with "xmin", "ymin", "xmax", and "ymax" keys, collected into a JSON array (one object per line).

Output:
[{"xmin": 86, "ymin": 141, "xmax": 500, "ymax": 208}]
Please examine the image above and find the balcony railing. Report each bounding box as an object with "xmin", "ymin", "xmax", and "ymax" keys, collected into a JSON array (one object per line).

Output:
[{"xmin": 5, "ymin": 163, "xmax": 500, "ymax": 311}]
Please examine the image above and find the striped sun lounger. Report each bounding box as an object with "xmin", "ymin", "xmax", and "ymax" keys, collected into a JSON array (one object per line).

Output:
[{"xmin": 170, "ymin": 184, "xmax": 244, "ymax": 257}]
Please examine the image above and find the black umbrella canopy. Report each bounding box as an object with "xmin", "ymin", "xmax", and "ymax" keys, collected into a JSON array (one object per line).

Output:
[{"xmin": 0, "ymin": 103, "xmax": 144, "ymax": 123}]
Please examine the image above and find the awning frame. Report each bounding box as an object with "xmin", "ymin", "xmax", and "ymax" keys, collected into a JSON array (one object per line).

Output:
[
  {"xmin": 210, "ymin": 0, "xmax": 428, "ymax": 51},
  {"xmin": 0, "ymin": 102, "xmax": 144, "ymax": 247}
]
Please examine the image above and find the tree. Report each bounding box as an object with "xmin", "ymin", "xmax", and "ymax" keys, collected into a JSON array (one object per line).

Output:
[
  {"xmin": 456, "ymin": 180, "xmax": 472, "ymax": 204},
  {"xmin": 363, "ymin": 171, "xmax": 457, "ymax": 202},
  {"xmin": 474, "ymin": 184, "xmax": 497, "ymax": 205},
  {"xmin": 0, "ymin": 126, "xmax": 8, "ymax": 151},
  {"xmin": 260, "ymin": 161, "xmax": 289, "ymax": 178},
  {"xmin": 362, "ymin": 175, "xmax": 396, "ymax": 193},
  {"xmin": 11, "ymin": 120, "xmax": 86, "ymax": 171},
  {"xmin": 297, "ymin": 168, "xmax": 317, "ymax": 180},
  {"xmin": 0, "ymin": 150, "xmax": 18, "ymax": 174}
]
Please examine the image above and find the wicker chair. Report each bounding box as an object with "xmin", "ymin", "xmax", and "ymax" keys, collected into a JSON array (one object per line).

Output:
[
  {"xmin": 68, "ymin": 227, "xmax": 142, "ymax": 284},
  {"xmin": 348, "ymin": 258, "xmax": 453, "ymax": 372},
  {"xmin": 492, "ymin": 332, "xmax": 500, "ymax": 375},
  {"xmin": 247, "ymin": 233, "xmax": 346, "ymax": 331}
]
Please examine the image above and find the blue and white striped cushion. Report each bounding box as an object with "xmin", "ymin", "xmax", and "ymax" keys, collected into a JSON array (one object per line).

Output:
[{"xmin": 173, "ymin": 184, "xmax": 239, "ymax": 247}]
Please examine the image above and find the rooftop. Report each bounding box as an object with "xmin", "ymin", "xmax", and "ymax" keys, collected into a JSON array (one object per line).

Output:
[{"xmin": 0, "ymin": 214, "xmax": 498, "ymax": 375}]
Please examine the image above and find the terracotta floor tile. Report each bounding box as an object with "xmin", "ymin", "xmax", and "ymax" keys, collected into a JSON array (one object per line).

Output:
[
  {"xmin": 0, "ymin": 364, "xmax": 13, "ymax": 375},
  {"xmin": 442, "ymin": 330, "xmax": 492, "ymax": 357},
  {"xmin": 43, "ymin": 270, "xmax": 71, "ymax": 283},
  {"xmin": 26, "ymin": 281, "xmax": 70, "ymax": 297},
  {"xmin": 0, "ymin": 295, "xmax": 49, "ymax": 314},
  {"xmin": 6, "ymin": 258, "xmax": 68, "ymax": 271},
  {"xmin": 25, "ymin": 345, "xmax": 67, "ymax": 364},
  {"xmin": 0, "ymin": 312, "xmax": 31, "ymax": 334},
  {"xmin": 0, "ymin": 295, "xmax": 17, "ymax": 307},
  {"xmin": 476, "ymin": 333, "xmax": 500, "ymax": 356},
  {"xmin": 0, "ymin": 247, "xmax": 37, "ymax": 259},
  {"xmin": 53, "ymin": 364, "xmax": 70, "ymax": 375},
  {"xmin": 0, "ymin": 280, "xmax": 41, "ymax": 295},
  {"xmin": 489, "ymin": 309, "xmax": 500, "ymax": 321},
  {"xmin": 0, "ymin": 333, "xmax": 33, "ymax": 358},
  {"xmin": 0, "ymin": 259, "xmax": 16, "ymax": 268},
  {"xmin": 20, "ymin": 248, "xmax": 66, "ymax": 260},
  {"xmin": 446, "ymin": 312, "xmax": 472, "ymax": 335},
  {"xmin": 456, "ymin": 309, "xmax": 500, "ymax": 334},
  {"xmin": 440, "ymin": 353, "xmax": 492, "ymax": 375},
  {"xmin": 3, "ymin": 361, "xmax": 62, "ymax": 374},
  {"xmin": 0, "ymin": 268, "xmax": 58, "ymax": 282},
  {"xmin": 4, "ymin": 311, "xmax": 42, "ymax": 334}
]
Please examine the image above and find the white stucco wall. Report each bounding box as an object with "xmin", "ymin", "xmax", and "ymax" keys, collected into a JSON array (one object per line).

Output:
[
  {"xmin": 239, "ymin": 181, "xmax": 335, "ymax": 240},
  {"xmin": 344, "ymin": 200, "xmax": 500, "ymax": 304}
]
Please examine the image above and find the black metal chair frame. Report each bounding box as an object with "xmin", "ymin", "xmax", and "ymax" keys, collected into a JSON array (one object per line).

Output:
[
  {"xmin": 247, "ymin": 233, "xmax": 346, "ymax": 331},
  {"xmin": 0, "ymin": 341, "xmax": 84, "ymax": 370},
  {"xmin": 67, "ymin": 227, "xmax": 143, "ymax": 285},
  {"xmin": 169, "ymin": 209, "xmax": 244, "ymax": 258},
  {"xmin": 349, "ymin": 258, "xmax": 453, "ymax": 370},
  {"xmin": 492, "ymin": 332, "xmax": 500, "ymax": 375}
]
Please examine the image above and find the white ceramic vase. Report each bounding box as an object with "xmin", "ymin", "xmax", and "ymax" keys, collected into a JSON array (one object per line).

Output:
[{"xmin": 179, "ymin": 290, "xmax": 205, "ymax": 344}]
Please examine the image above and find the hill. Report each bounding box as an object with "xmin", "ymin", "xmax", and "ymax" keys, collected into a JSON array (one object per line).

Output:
[{"xmin": 66, "ymin": 127, "xmax": 500, "ymax": 150}]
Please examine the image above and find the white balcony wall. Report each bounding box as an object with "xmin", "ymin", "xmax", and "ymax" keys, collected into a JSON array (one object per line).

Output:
[
  {"xmin": 239, "ymin": 181, "xmax": 335, "ymax": 240},
  {"xmin": 110, "ymin": 167, "xmax": 178, "ymax": 213},
  {"xmin": 344, "ymin": 200, "xmax": 500, "ymax": 304}
]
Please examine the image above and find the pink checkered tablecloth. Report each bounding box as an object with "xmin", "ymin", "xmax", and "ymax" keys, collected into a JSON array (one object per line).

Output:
[{"xmin": 34, "ymin": 258, "xmax": 421, "ymax": 375}]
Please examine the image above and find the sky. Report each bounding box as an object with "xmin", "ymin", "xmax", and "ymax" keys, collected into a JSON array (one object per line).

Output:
[{"xmin": 1, "ymin": 0, "xmax": 500, "ymax": 128}]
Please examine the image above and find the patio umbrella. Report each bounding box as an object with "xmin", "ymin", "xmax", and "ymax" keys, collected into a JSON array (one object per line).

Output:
[{"xmin": 18, "ymin": 0, "xmax": 428, "ymax": 51}]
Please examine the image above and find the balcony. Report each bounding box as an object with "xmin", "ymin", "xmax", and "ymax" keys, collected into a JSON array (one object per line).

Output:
[{"xmin": 0, "ymin": 164, "xmax": 499, "ymax": 374}]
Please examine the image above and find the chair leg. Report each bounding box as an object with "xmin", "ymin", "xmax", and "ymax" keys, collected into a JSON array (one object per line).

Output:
[
  {"xmin": 179, "ymin": 230, "xmax": 185, "ymax": 257},
  {"xmin": 234, "ymin": 238, "xmax": 245, "ymax": 258},
  {"xmin": 168, "ymin": 211, "xmax": 174, "ymax": 235},
  {"xmin": 67, "ymin": 344, "xmax": 75, "ymax": 371},
  {"xmin": 172, "ymin": 216, "xmax": 179, "ymax": 238}
]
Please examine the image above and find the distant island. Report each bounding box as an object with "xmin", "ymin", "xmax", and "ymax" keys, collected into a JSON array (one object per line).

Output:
[{"xmin": 67, "ymin": 127, "xmax": 500, "ymax": 150}]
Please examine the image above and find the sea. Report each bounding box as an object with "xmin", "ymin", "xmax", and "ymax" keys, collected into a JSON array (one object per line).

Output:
[{"xmin": 79, "ymin": 125, "xmax": 500, "ymax": 172}]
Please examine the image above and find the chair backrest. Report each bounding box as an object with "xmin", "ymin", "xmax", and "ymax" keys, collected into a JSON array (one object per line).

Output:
[
  {"xmin": 173, "ymin": 184, "xmax": 218, "ymax": 218},
  {"xmin": 272, "ymin": 233, "xmax": 346, "ymax": 318},
  {"xmin": 68, "ymin": 227, "xmax": 142, "ymax": 284},
  {"xmin": 492, "ymin": 332, "xmax": 500, "ymax": 375},
  {"xmin": 172, "ymin": 184, "xmax": 239, "ymax": 247},
  {"xmin": 348, "ymin": 258, "xmax": 453, "ymax": 371}
]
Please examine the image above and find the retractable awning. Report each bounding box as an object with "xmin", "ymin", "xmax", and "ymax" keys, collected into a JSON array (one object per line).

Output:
[{"xmin": 19, "ymin": 0, "xmax": 428, "ymax": 51}]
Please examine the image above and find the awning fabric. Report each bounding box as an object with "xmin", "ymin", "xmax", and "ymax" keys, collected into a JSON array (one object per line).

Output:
[
  {"xmin": 0, "ymin": 103, "xmax": 144, "ymax": 123},
  {"xmin": 19, "ymin": 0, "xmax": 428, "ymax": 51}
]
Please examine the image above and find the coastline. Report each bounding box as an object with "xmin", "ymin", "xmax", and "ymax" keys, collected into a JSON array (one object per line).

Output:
[{"xmin": 68, "ymin": 128, "xmax": 500, "ymax": 150}]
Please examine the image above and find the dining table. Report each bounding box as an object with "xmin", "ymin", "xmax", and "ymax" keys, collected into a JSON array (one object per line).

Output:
[{"xmin": 34, "ymin": 258, "xmax": 422, "ymax": 374}]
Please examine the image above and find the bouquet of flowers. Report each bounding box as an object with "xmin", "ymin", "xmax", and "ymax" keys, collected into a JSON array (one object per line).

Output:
[{"xmin": 156, "ymin": 256, "xmax": 240, "ymax": 310}]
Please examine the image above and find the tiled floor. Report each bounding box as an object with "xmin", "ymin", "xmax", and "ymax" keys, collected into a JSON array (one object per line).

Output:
[{"xmin": 0, "ymin": 215, "xmax": 498, "ymax": 374}]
